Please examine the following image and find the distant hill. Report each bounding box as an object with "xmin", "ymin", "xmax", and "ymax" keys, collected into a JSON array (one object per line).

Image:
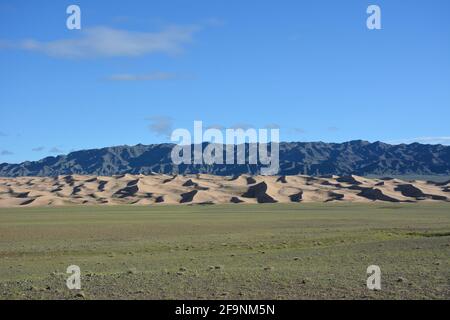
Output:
[{"xmin": 1, "ymin": 140, "xmax": 450, "ymax": 177}]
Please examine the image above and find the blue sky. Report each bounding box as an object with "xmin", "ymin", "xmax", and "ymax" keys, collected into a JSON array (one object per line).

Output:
[{"xmin": 1, "ymin": 0, "xmax": 450, "ymax": 163}]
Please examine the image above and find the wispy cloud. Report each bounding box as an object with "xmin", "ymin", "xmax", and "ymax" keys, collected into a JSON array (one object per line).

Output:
[
  {"xmin": 230, "ymin": 123, "xmax": 254, "ymax": 130},
  {"xmin": 0, "ymin": 150, "xmax": 13, "ymax": 155},
  {"xmin": 3, "ymin": 25, "xmax": 200, "ymax": 59},
  {"xmin": 205, "ymin": 124, "xmax": 225, "ymax": 130},
  {"xmin": 327, "ymin": 126, "xmax": 339, "ymax": 132},
  {"xmin": 106, "ymin": 72, "xmax": 177, "ymax": 81},
  {"xmin": 291, "ymin": 128, "xmax": 306, "ymax": 134},
  {"xmin": 264, "ymin": 123, "xmax": 281, "ymax": 129},
  {"xmin": 389, "ymin": 137, "xmax": 450, "ymax": 146},
  {"xmin": 49, "ymin": 147, "xmax": 64, "ymax": 154},
  {"xmin": 32, "ymin": 147, "xmax": 45, "ymax": 152},
  {"xmin": 203, "ymin": 18, "xmax": 226, "ymax": 27},
  {"xmin": 203, "ymin": 123, "xmax": 279, "ymax": 131},
  {"xmin": 147, "ymin": 116, "xmax": 173, "ymax": 138}
]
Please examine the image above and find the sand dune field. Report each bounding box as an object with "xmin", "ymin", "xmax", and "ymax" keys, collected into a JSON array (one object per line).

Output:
[{"xmin": 0, "ymin": 174, "xmax": 448, "ymax": 207}]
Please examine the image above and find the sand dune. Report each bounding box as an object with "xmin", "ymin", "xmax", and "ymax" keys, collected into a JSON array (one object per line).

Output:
[{"xmin": 0, "ymin": 174, "xmax": 448, "ymax": 207}]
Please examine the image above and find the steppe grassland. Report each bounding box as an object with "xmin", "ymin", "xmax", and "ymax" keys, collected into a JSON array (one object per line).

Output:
[{"xmin": 0, "ymin": 203, "xmax": 449, "ymax": 299}]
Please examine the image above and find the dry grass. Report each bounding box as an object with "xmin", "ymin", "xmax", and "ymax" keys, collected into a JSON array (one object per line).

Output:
[{"xmin": 0, "ymin": 203, "xmax": 449, "ymax": 300}]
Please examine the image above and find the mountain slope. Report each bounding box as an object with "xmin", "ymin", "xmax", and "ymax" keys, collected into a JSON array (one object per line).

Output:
[{"xmin": 1, "ymin": 140, "xmax": 449, "ymax": 177}]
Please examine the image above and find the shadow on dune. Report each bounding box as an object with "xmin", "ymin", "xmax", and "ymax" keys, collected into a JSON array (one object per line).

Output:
[{"xmin": 242, "ymin": 182, "xmax": 277, "ymax": 203}]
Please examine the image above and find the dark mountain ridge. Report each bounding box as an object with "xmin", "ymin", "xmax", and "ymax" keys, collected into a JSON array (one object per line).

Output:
[{"xmin": 1, "ymin": 140, "xmax": 449, "ymax": 177}]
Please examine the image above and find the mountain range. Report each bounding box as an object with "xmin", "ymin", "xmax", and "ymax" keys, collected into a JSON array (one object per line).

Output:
[{"xmin": 1, "ymin": 140, "xmax": 449, "ymax": 177}]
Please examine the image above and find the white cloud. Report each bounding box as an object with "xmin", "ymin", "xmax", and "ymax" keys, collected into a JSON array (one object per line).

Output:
[
  {"xmin": 8, "ymin": 25, "xmax": 200, "ymax": 58},
  {"xmin": 106, "ymin": 72, "xmax": 177, "ymax": 81},
  {"xmin": 389, "ymin": 137, "xmax": 450, "ymax": 145}
]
